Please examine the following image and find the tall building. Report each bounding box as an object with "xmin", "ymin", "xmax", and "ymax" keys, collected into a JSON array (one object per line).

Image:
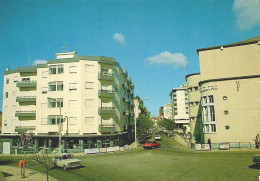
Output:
[
  {"xmin": 187, "ymin": 36, "xmax": 260, "ymax": 145},
  {"xmin": 159, "ymin": 103, "xmax": 172, "ymax": 120},
  {"xmin": 1, "ymin": 51, "xmax": 135, "ymax": 154},
  {"xmin": 169, "ymin": 85, "xmax": 189, "ymax": 128}
]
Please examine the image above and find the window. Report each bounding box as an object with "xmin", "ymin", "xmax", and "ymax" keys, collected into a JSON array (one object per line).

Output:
[
  {"xmin": 48, "ymin": 98, "xmax": 63, "ymax": 108},
  {"xmin": 42, "ymin": 71, "xmax": 48, "ymax": 78},
  {"xmin": 85, "ymin": 64, "xmax": 94, "ymax": 72},
  {"xmin": 69, "ymin": 66, "xmax": 77, "ymax": 74},
  {"xmin": 4, "ymin": 120, "xmax": 7, "ymax": 126},
  {"xmin": 6, "ymin": 78, "xmax": 9, "ymax": 84},
  {"xmin": 49, "ymin": 65, "xmax": 64, "ymax": 74},
  {"xmin": 42, "ymin": 87, "xmax": 48, "ymax": 94},
  {"xmin": 41, "ymin": 118, "xmax": 47, "ymax": 125},
  {"xmin": 48, "ymin": 115, "xmax": 63, "ymax": 125},
  {"xmin": 194, "ymin": 86, "xmax": 198, "ymax": 91},
  {"xmin": 69, "ymin": 100, "xmax": 77, "ymax": 108},
  {"xmin": 202, "ymin": 95, "xmax": 216, "ymax": 133},
  {"xmin": 48, "ymin": 81, "xmax": 63, "ymax": 91},
  {"xmin": 85, "ymin": 99, "xmax": 94, "ymax": 107},
  {"xmin": 69, "ymin": 83, "xmax": 77, "ymax": 91},
  {"xmin": 85, "ymin": 82, "xmax": 94, "ymax": 89},
  {"xmin": 13, "ymin": 76, "xmax": 18, "ymax": 83},
  {"xmin": 69, "ymin": 117, "xmax": 77, "ymax": 125},
  {"xmin": 5, "ymin": 92, "xmax": 8, "ymax": 98}
]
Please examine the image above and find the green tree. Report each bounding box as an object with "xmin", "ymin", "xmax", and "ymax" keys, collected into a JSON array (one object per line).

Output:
[
  {"xmin": 136, "ymin": 114, "xmax": 153, "ymax": 142},
  {"xmin": 161, "ymin": 118, "xmax": 175, "ymax": 136}
]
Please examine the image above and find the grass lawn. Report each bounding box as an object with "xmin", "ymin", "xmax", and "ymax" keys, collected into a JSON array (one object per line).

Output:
[{"xmin": 1, "ymin": 135, "xmax": 260, "ymax": 181}]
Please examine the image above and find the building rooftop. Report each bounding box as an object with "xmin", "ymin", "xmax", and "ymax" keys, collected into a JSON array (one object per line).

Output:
[{"xmin": 197, "ymin": 35, "xmax": 260, "ymax": 52}]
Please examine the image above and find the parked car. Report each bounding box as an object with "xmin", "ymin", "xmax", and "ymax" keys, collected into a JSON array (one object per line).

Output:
[
  {"xmin": 52, "ymin": 153, "xmax": 81, "ymax": 170},
  {"xmin": 142, "ymin": 141, "xmax": 161, "ymax": 149},
  {"xmin": 252, "ymin": 154, "xmax": 260, "ymax": 164},
  {"xmin": 155, "ymin": 135, "xmax": 161, "ymax": 141}
]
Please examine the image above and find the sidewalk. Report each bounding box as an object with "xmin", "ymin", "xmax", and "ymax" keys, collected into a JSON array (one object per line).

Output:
[{"xmin": 0, "ymin": 166, "xmax": 56, "ymax": 181}]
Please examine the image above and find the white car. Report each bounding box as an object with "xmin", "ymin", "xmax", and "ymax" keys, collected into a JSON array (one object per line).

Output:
[
  {"xmin": 52, "ymin": 153, "xmax": 81, "ymax": 170},
  {"xmin": 155, "ymin": 135, "xmax": 161, "ymax": 141}
]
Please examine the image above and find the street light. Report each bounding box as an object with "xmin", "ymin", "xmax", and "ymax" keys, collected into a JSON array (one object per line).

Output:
[
  {"xmin": 134, "ymin": 97, "xmax": 149, "ymax": 144},
  {"xmin": 47, "ymin": 97, "xmax": 62, "ymax": 153}
]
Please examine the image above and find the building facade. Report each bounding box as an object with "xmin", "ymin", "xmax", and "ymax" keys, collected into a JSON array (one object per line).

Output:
[
  {"xmin": 187, "ymin": 36, "xmax": 260, "ymax": 145},
  {"xmin": 1, "ymin": 51, "xmax": 135, "ymax": 154},
  {"xmin": 169, "ymin": 85, "xmax": 189, "ymax": 128},
  {"xmin": 159, "ymin": 103, "xmax": 172, "ymax": 120}
]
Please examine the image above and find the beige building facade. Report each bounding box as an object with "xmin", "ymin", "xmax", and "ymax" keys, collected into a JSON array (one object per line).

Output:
[
  {"xmin": 1, "ymin": 51, "xmax": 135, "ymax": 153},
  {"xmin": 187, "ymin": 36, "xmax": 260, "ymax": 145}
]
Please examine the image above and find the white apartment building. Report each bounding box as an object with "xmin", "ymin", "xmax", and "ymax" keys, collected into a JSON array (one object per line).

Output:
[
  {"xmin": 1, "ymin": 51, "xmax": 135, "ymax": 154},
  {"xmin": 169, "ymin": 85, "xmax": 189, "ymax": 128},
  {"xmin": 159, "ymin": 103, "xmax": 172, "ymax": 120}
]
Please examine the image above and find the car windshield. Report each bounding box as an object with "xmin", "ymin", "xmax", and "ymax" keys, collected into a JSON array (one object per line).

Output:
[{"xmin": 62, "ymin": 154, "xmax": 74, "ymax": 159}]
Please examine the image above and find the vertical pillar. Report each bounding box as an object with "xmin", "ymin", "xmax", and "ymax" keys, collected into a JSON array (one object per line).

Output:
[
  {"xmin": 35, "ymin": 139, "xmax": 39, "ymax": 152},
  {"xmin": 79, "ymin": 140, "xmax": 83, "ymax": 152},
  {"xmin": 62, "ymin": 140, "xmax": 65, "ymax": 153}
]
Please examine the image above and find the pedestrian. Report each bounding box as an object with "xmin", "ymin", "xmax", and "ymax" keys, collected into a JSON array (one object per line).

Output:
[
  {"xmin": 255, "ymin": 134, "xmax": 259, "ymax": 149},
  {"xmin": 207, "ymin": 138, "xmax": 211, "ymax": 150}
]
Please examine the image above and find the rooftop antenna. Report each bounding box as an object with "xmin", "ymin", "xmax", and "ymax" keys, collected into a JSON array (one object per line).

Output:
[
  {"xmin": 61, "ymin": 42, "xmax": 69, "ymax": 52},
  {"xmin": 26, "ymin": 35, "xmax": 31, "ymax": 65}
]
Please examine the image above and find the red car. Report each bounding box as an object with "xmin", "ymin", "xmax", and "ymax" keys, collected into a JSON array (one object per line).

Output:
[{"xmin": 142, "ymin": 141, "xmax": 161, "ymax": 149}]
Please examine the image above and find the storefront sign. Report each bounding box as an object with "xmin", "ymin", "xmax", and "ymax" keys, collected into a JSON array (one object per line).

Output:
[
  {"xmin": 200, "ymin": 85, "xmax": 218, "ymax": 92},
  {"xmin": 99, "ymin": 148, "xmax": 107, "ymax": 153},
  {"xmin": 195, "ymin": 144, "xmax": 202, "ymax": 150},
  {"xmin": 201, "ymin": 144, "xmax": 210, "ymax": 151},
  {"xmin": 219, "ymin": 143, "xmax": 230, "ymax": 150},
  {"xmin": 84, "ymin": 148, "xmax": 99, "ymax": 154}
]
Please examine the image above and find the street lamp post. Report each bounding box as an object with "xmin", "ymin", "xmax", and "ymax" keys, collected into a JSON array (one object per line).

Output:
[
  {"xmin": 48, "ymin": 97, "xmax": 62, "ymax": 153},
  {"xmin": 134, "ymin": 98, "xmax": 149, "ymax": 144}
]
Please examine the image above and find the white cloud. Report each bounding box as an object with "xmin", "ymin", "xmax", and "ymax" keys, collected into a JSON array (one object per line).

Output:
[
  {"xmin": 113, "ymin": 33, "xmax": 126, "ymax": 45},
  {"xmin": 233, "ymin": 0, "xmax": 260, "ymax": 30},
  {"xmin": 146, "ymin": 51, "xmax": 188, "ymax": 69},
  {"xmin": 33, "ymin": 60, "xmax": 47, "ymax": 65}
]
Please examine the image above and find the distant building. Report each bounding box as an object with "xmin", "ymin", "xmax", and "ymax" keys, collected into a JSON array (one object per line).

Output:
[
  {"xmin": 1, "ymin": 51, "xmax": 135, "ymax": 154},
  {"xmin": 187, "ymin": 36, "xmax": 260, "ymax": 145},
  {"xmin": 169, "ymin": 85, "xmax": 189, "ymax": 128},
  {"xmin": 159, "ymin": 103, "xmax": 172, "ymax": 120}
]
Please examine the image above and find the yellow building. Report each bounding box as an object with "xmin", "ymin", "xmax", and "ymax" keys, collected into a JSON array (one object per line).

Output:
[{"xmin": 188, "ymin": 36, "xmax": 260, "ymax": 146}]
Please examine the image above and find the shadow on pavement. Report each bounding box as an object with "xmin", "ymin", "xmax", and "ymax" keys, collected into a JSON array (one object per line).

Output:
[
  {"xmin": 248, "ymin": 163, "xmax": 260, "ymax": 169},
  {"xmin": 2, "ymin": 171, "xmax": 13, "ymax": 178}
]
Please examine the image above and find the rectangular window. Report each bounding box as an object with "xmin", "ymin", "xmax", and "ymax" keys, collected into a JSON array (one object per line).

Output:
[
  {"xmin": 6, "ymin": 78, "xmax": 9, "ymax": 84},
  {"xmin": 42, "ymin": 87, "xmax": 48, "ymax": 94},
  {"xmin": 48, "ymin": 115, "xmax": 63, "ymax": 125},
  {"xmin": 49, "ymin": 65, "xmax": 64, "ymax": 74},
  {"xmin": 13, "ymin": 76, "xmax": 18, "ymax": 83},
  {"xmin": 69, "ymin": 66, "xmax": 77, "ymax": 73},
  {"xmin": 209, "ymin": 105, "xmax": 215, "ymax": 121},
  {"xmin": 69, "ymin": 117, "xmax": 77, "ymax": 125},
  {"xmin": 48, "ymin": 81, "xmax": 63, "ymax": 91},
  {"xmin": 42, "ymin": 71, "xmax": 48, "ymax": 78},
  {"xmin": 48, "ymin": 98, "xmax": 63, "ymax": 108},
  {"xmin": 202, "ymin": 95, "xmax": 216, "ymax": 133},
  {"xmin": 85, "ymin": 82, "xmax": 94, "ymax": 89},
  {"xmin": 4, "ymin": 120, "xmax": 7, "ymax": 126},
  {"xmin": 209, "ymin": 95, "xmax": 214, "ymax": 103},
  {"xmin": 85, "ymin": 64, "xmax": 94, "ymax": 72},
  {"xmin": 69, "ymin": 83, "xmax": 77, "ymax": 91},
  {"xmin": 5, "ymin": 92, "xmax": 8, "ymax": 98},
  {"xmin": 85, "ymin": 99, "xmax": 94, "ymax": 107},
  {"xmin": 41, "ymin": 118, "xmax": 47, "ymax": 125},
  {"xmin": 69, "ymin": 100, "xmax": 77, "ymax": 108}
]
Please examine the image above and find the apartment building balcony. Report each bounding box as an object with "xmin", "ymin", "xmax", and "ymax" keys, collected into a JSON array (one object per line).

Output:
[
  {"xmin": 15, "ymin": 126, "xmax": 36, "ymax": 133},
  {"xmin": 17, "ymin": 80, "xmax": 37, "ymax": 91},
  {"xmin": 15, "ymin": 111, "xmax": 36, "ymax": 120},
  {"xmin": 98, "ymin": 90, "xmax": 115, "ymax": 98},
  {"xmin": 16, "ymin": 96, "xmax": 36, "ymax": 105},
  {"xmin": 122, "ymin": 82, "xmax": 128, "ymax": 89},
  {"xmin": 122, "ymin": 68, "xmax": 128, "ymax": 77},
  {"xmin": 98, "ymin": 107, "xmax": 115, "ymax": 115},
  {"xmin": 98, "ymin": 72, "xmax": 115, "ymax": 81},
  {"xmin": 98, "ymin": 124, "xmax": 117, "ymax": 133}
]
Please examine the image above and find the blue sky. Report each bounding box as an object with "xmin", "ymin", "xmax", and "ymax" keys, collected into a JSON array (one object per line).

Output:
[{"xmin": 0, "ymin": 0, "xmax": 259, "ymax": 117}]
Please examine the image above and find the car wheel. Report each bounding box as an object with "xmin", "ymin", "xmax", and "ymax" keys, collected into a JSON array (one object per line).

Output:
[{"xmin": 63, "ymin": 165, "xmax": 68, "ymax": 171}]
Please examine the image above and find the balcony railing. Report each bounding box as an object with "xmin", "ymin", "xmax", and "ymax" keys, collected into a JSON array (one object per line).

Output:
[
  {"xmin": 98, "ymin": 72, "xmax": 115, "ymax": 81},
  {"xmin": 98, "ymin": 107, "xmax": 115, "ymax": 115},
  {"xmin": 16, "ymin": 96, "xmax": 36, "ymax": 103},
  {"xmin": 15, "ymin": 111, "xmax": 36, "ymax": 120},
  {"xmin": 98, "ymin": 125, "xmax": 117, "ymax": 133},
  {"xmin": 98, "ymin": 90, "xmax": 115, "ymax": 98},
  {"xmin": 17, "ymin": 80, "xmax": 37, "ymax": 88},
  {"xmin": 15, "ymin": 126, "xmax": 36, "ymax": 133}
]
